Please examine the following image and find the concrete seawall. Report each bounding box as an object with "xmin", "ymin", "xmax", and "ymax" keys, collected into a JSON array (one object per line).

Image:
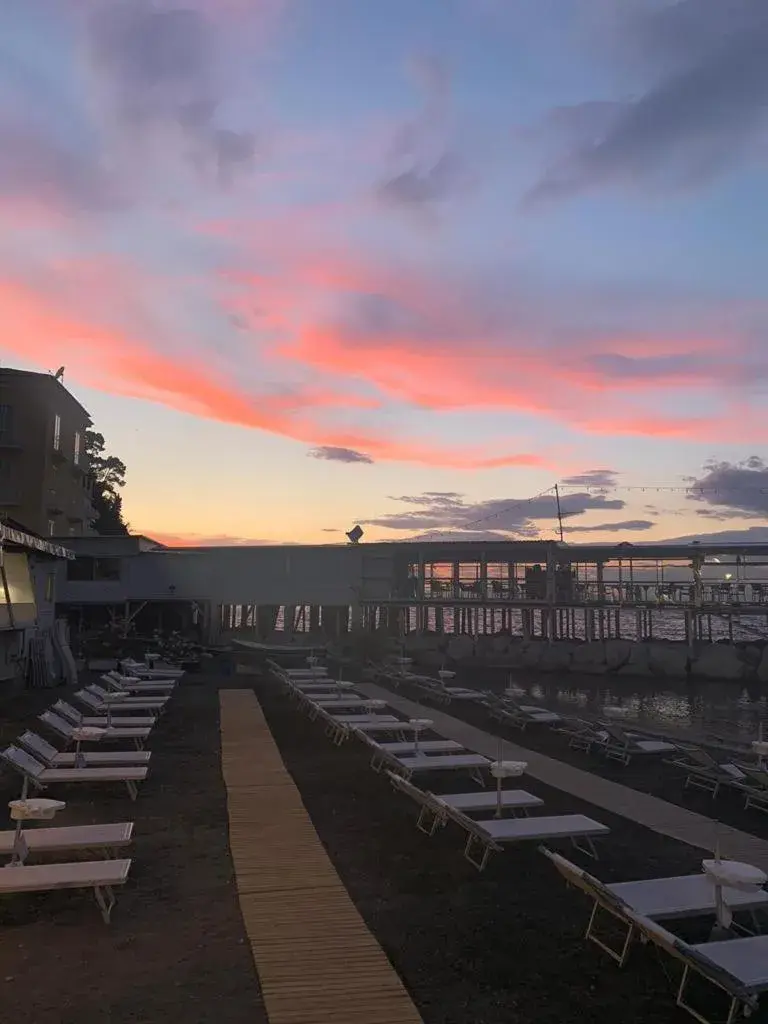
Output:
[{"xmin": 400, "ymin": 632, "xmax": 768, "ymax": 683}]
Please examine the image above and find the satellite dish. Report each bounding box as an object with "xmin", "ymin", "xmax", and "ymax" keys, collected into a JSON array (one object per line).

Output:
[
  {"xmin": 346, "ymin": 525, "xmax": 364, "ymax": 544},
  {"xmin": 54, "ymin": 366, "xmax": 65, "ymax": 381}
]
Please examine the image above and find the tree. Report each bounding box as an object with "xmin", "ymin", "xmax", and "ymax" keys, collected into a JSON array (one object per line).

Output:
[{"xmin": 85, "ymin": 430, "xmax": 129, "ymax": 535}]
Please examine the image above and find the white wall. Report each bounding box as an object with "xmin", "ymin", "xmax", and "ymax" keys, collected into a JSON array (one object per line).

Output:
[{"xmin": 56, "ymin": 544, "xmax": 387, "ymax": 606}]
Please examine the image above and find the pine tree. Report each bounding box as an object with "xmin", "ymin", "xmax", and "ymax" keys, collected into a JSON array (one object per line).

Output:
[{"xmin": 85, "ymin": 430, "xmax": 129, "ymax": 535}]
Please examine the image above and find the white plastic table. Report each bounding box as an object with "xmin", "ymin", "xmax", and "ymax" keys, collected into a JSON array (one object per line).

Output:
[
  {"xmin": 70, "ymin": 726, "xmax": 107, "ymax": 767},
  {"xmin": 490, "ymin": 761, "xmax": 528, "ymax": 817}
]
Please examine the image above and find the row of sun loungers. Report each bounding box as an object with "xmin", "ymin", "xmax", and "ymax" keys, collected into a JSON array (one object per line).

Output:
[
  {"xmin": 268, "ymin": 654, "xmax": 768, "ymax": 1022},
  {"xmin": 267, "ymin": 659, "xmax": 612, "ymax": 868},
  {"xmin": 0, "ymin": 654, "xmax": 183, "ymax": 923}
]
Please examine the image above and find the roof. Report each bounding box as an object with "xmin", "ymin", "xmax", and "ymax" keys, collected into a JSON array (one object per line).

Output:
[
  {"xmin": 0, "ymin": 367, "xmax": 92, "ymax": 423},
  {"xmin": 1, "ymin": 522, "xmax": 74, "ymax": 560}
]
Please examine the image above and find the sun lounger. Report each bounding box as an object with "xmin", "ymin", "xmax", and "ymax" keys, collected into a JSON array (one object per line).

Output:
[
  {"xmin": 0, "ymin": 858, "xmax": 132, "ymax": 923},
  {"xmin": 378, "ymin": 740, "xmax": 464, "ymax": 756},
  {"xmin": 0, "ymin": 822, "xmax": 133, "ymax": 861},
  {"xmin": 541, "ymin": 848, "xmax": 768, "ymax": 968},
  {"xmin": 53, "ymin": 700, "xmax": 156, "ymax": 731},
  {"xmin": 439, "ymin": 789, "xmax": 545, "ymax": 815},
  {"xmin": 389, "ymin": 752, "xmax": 491, "ymax": 786},
  {"xmin": 385, "ymin": 771, "xmax": 450, "ymax": 835},
  {"xmin": 353, "ymin": 719, "xmax": 431, "ymax": 737},
  {"xmin": 555, "ymin": 718, "xmax": 607, "ymax": 752},
  {"xmin": 39, "ymin": 711, "xmax": 151, "ymax": 751},
  {"xmin": 18, "ymin": 731, "xmax": 150, "ymax": 769},
  {"xmin": 731, "ymin": 765, "xmax": 768, "ymax": 813},
  {"xmin": 102, "ymin": 672, "xmax": 176, "ymax": 694},
  {"xmin": 665, "ymin": 744, "xmax": 746, "ymax": 797},
  {"xmin": 2, "ymin": 745, "xmax": 148, "ymax": 801},
  {"xmin": 591, "ymin": 722, "xmax": 675, "ymax": 765},
  {"xmin": 309, "ymin": 697, "xmax": 377, "ymax": 709},
  {"xmin": 483, "ymin": 694, "xmax": 561, "ymax": 731},
  {"xmin": 76, "ymin": 689, "xmax": 166, "ymax": 716},
  {"xmin": 120, "ymin": 659, "xmax": 183, "ymax": 679},
  {"xmin": 88, "ymin": 684, "xmax": 170, "ymax": 708},
  {"xmin": 623, "ymin": 910, "xmax": 768, "ymax": 1024}
]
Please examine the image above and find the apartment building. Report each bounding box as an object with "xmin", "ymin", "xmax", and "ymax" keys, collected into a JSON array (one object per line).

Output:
[{"xmin": 0, "ymin": 368, "xmax": 95, "ymax": 536}]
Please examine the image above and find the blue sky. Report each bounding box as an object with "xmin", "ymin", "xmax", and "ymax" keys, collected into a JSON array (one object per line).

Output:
[{"xmin": 3, "ymin": 0, "xmax": 768, "ymax": 545}]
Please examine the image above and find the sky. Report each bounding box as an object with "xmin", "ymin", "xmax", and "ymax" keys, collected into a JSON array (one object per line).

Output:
[{"xmin": 3, "ymin": 0, "xmax": 768, "ymax": 547}]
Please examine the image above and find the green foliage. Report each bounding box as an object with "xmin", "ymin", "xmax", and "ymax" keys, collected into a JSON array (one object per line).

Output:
[{"xmin": 85, "ymin": 429, "xmax": 129, "ymax": 535}]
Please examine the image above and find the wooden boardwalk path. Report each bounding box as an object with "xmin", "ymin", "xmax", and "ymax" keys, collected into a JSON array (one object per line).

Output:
[
  {"xmin": 360, "ymin": 683, "xmax": 768, "ymax": 871},
  {"xmin": 219, "ymin": 689, "xmax": 423, "ymax": 1024}
]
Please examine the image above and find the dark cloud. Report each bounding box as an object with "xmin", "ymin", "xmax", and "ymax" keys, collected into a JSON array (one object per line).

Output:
[
  {"xmin": 685, "ymin": 457, "xmax": 768, "ymax": 518},
  {"xmin": 307, "ymin": 446, "xmax": 374, "ymax": 464},
  {"xmin": 562, "ymin": 519, "xmax": 655, "ymax": 534},
  {"xmin": 363, "ymin": 490, "xmax": 625, "ymax": 536},
  {"xmin": 658, "ymin": 526, "xmax": 768, "ymax": 545},
  {"xmin": 525, "ymin": 6, "xmax": 768, "ymax": 203},
  {"xmin": 374, "ymin": 54, "xmax": 469, "ymax": 212},
  {"xmin": 560, "ymin": 468, "xmax": 618, "ymax": 489},
  {"xmin": 86, "ymin": 1, "xmax": 255, "ymax": 185}
]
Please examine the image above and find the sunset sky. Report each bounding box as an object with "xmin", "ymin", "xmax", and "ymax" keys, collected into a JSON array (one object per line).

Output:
[{"xmin": 3, "ymin": 0, "xmax": 768, "ymax": 546}]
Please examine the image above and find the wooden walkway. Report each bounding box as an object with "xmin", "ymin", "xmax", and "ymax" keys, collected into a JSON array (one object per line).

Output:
[
  {"xmin": 219, "ymin": 689, "xmax": 423, "ymax": 1024},
  {"xmin": 359, "ymin": 683, "xmax": 768, "ymax": 871}
]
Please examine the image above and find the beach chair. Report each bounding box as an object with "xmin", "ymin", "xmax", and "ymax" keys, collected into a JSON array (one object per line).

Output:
[
  {"xmin": 120, "ymin": 658, "xmax": 183, "ymax": 679},
  {"xmin": 555, "ymin": 718, "xmax": 606, "ymax": 753},
  {"xmin": 437, "ymin": 803, "xmax": 609, "ymax": 870},
  {"xmin": 0, "ymin": 822, "xmax": 133, "ymax": 862},
  {"xmin": 39, "ymin": 710, "xmax": 151, "ymax": 751},
  {"xmin": 437, "ymin": 789, "xmax": 544, "ymax": 817},
  {"xmin": 352, "ymin": 719, "xmax": 427, "ymax": 739},
  {"xmin": 384, "ymin": 770, "xmax": 449, "ymax": 835},
  {"xmin": 378, "ymin": 740, "xmax": 464, "ymax": 756},
  {"xmin": 0, "ymin": 858, "xmax": 132, "ymax": 923},
  {"xmin": 599, "ymin": 723, "xmax": 676, "ymax": 766},
  {"xmin": 18, "ymin": 731, "xmax": 151, "ymax": 769},
  {"xmin": 102, "ymin": 671, "xmax": 176, "ymax": 694},
  {"xmin": 484, "ymin": 694, "xmax": 561, "ymax": 731},
  {"xmin": 730, "ymin": 765, "xmax": 768, "ymax": 814},
  {"xmin": 90, "ymin": 683, "xmax": 171, "ymax": 707},
  {"xmin": 52, "ymin": 700, "xmax": 157, "ymax": 731},
  {"xmin": 625, "ymin": 910, "xmax": 768, "ymax": 1024},
  {"xmin": 665, "ymin": 744, "xmax": 746, "ymax": 797},
  {"xmin": 540, "ymin": 848, "xmax": 768, "ymax": 967},
  {"xmin": 1, "ymin": 745, "xmax": 148, "ymax": 801},
  {"xmin": 389, "ymin": 752, "xmax": 491, "ymax": 787},
  {"xmin": 77, "ymin": 688, "xmax": 167, "ymax": 716}
]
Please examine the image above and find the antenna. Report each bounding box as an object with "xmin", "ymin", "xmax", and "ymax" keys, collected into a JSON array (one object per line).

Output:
[
  {"xmin": 53, "ymin": 367, "xmax": 65, "ymax": 381},
  {"xmin": 345, "ymin": 525, "xmax": 364, "ymax": 544}
]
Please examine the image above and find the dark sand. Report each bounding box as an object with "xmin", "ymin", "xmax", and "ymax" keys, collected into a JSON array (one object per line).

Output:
[
  {"xmin": 0, "ymin": 672, "xmax": 264, "ymax": 1024},
  {"xmin": 255, "ymin": 676, "xmax": 745, "ymax": 1024}
]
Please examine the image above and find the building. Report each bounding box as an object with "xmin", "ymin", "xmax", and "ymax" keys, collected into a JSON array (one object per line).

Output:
[{"xmin": 0, "ymin": 368, "xmax": 95, "ymax": 536}]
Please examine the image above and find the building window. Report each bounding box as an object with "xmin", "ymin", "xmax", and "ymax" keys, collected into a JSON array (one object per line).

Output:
[
  {"xmin": 66, "ymin": 556, "xmax": 122, "ymax": 582},
  {"xmin": 45, "ymin": 573, "xmax": 55, "ymax": 602},
  {"xmin": 53, "ymin": 414, "xmax": 61, "ymax": 451},
  {"xmin": 0, "ymin": 405, "xmax": 13, "ymax": 442},
  {"xmin": 74, "ymin": 431, "xmax": 81, "ymax": 465},
  {"xmin": 48, "ymin": 520, "xmax": 56, "ymax": 536}
]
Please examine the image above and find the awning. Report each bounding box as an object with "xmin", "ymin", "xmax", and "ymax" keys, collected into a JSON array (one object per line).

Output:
[{"xmin": 0, "ymin": 524, "xmax": 75, "ymax": 560}]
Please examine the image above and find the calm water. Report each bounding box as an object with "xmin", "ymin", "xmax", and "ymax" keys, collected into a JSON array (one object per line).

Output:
[{"xmin": 467, "ymin": 667, "xmax": 768, "ymax": 748}]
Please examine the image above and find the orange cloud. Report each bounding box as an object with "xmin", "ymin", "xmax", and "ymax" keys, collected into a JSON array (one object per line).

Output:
[
  {"xmin": 0, "ymin": 271, "xmax": 543, "ymax": 468},
  {"xmin": 137, "ymin": 530, "xmax": 277, "ymax": 547}
]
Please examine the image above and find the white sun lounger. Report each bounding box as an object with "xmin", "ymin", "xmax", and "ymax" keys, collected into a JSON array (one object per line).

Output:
[
  {"xmin": 18, "ymin": 731, "xmax": 151, "ymax": 769},
  {"xmin": 2, "ymin": 745, "xmax": 148, "ymax": 801},
  {"xmin": 330, "ymin": 714, "xmax": 398, "ymax": 725},
  {"xmin": 77, "ymin": 689, "xmax": 166, "ymax": 716},
  {"xmin": 40, "ymin": 711, "xmax": 151, "ymax": 751},
  {"xmin": 0, "ymin": 822, "xmax": 133, "ymax": 860},
  {"xmin": 120, "ymin": 660, "xmax": 183, "ymax": 679},
  {"xmin": 353, "ymin": 720, "xmax": 431, "ymax": 736},
  {"xmin": 623, "ymin": 909, "xmax": 768, "ymax": 1024},
  {"xmin": 391, "ymin": 753, "xmax": 491, "ymax": 786},
  {"xmin": 53, "ymin": 700, "xmax": 157, "ymax": 730},
  {"xmin": 103, "ymin": 672, "xmax": 176, "ymax": 694},
  {"xmin": 89, "ymin": 684, "xmax": 170, "ymax": 708},
  {"xmin": 437, "ymin": 803, "xmax": 609, "ymax": 869},
  {"xmin": 379, "ymin": 740, "xmax": 464, "ymax": 755},
  {"xmin": 385, "ymin": 771, "xmax": 544, "ymax": 836},
  {"xmin": 309, "ymin": 697, "xmax": 375, "ymax": 709},
  {"xmin": 440, "ymin": 789, "xmax": 545, "ymax": 815},
  {"xmin": 0, "ymin": 858, "xmax": 132, "ymax": 923}
]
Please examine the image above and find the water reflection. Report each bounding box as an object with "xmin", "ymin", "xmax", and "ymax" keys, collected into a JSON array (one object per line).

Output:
[{"xmin": 487, "ymin": 670, "xmax": 768, "ymax": 744}]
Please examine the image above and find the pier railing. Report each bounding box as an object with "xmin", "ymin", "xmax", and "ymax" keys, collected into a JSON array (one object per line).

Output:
[{"xmin": 370, "ymin": 580, "xmax": 768, "ymax": 607}]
